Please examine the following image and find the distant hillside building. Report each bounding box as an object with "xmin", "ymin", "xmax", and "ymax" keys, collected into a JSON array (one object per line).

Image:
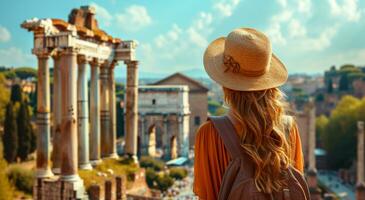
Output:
[{"xmin": 152, "ymin": 73, "xmax": 209, "ymax": 149}]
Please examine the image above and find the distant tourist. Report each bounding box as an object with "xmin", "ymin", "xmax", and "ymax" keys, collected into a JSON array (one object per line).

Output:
[{"xmin": 194, "ymin": 28, "xmax": 310, "ymax": 199}]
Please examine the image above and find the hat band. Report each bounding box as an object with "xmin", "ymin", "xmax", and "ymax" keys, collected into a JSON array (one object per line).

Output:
[{"xmin": 223, "ymin": 54, "xmax": 267, "ymax": 77}]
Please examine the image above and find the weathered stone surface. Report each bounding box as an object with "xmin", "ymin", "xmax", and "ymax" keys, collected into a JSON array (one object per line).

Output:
[
  {"xmin": 125, "ymin": 61, "xmax": 139, "ymax": 161},
  {"xmin": 36, "ymin": 54, "xmax": 53, "ymax": 178},
  {"xmin": 138, "ymin": 85, "xmax": 190, "ymax": 159}
]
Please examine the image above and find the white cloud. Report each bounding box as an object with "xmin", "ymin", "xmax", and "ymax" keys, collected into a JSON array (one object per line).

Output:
[
  {"xmin": 139, "ymin": 0, "xmax": 241, "ymax": 72},
  {"xmin": 214, "ymin": 0, "xmax": 241, "ymax": 17},
  {"xmin": 0, "ymin": 26, "xmax": 11, "ymax": 42},
  {"xmin": 296, "ymin": 25, "xmax": 339, "ymax": 51},
  {"xmin": 0, "ymin": 47, "xmax": 34, "ymax": 67},
  {"xmin": 288, "ymin": 19, "xmax": 307, "ymax": 37},
  {"xmin": 266, "ymin": 23, "xmax": 287, "ymax": 45},
  {"xmin": 266, "ymin": 0, "xmax": 341, "ymax": 52},
  {"xmin": 116, "ymin": 5, "xmax": 152, "ymax": 32},
  {"xmin": 154, "ymin": 24, "xmax": 182, "ymax": 48},
  {"xmin": 90, "ymin": 2, "xmax": 113, "ymax": 27},
  {"xmin": 276, "ymin": 0, "xmax": 288, "ymax": 8},
  {"xmin": 298, "ymin": 0, "xmax": 312, "ymax": 15},
  {"xmin": 266, "ymin": 10, "xmax": 292, "ymax": 45},
  {"xmin": 328, "ymin": 0, "xmax": 361, "ymax": 21}
]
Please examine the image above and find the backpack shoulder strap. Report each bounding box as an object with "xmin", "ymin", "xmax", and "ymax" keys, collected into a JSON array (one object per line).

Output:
[
  {"xmin": 208, "ymin": 116, "xmax": 246, "ymax": 159},
  {"xmin": 283, "ymin": 115, "xmax": 293, "ymax": 139}
]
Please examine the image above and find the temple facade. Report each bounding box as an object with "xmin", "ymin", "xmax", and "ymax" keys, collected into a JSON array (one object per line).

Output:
[{"xmin": 21, "ymin": 6, "xmax": 139, "ymax": 199}]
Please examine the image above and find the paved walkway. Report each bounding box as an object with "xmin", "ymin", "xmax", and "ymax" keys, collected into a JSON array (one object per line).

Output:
[{"xmin": 317, "ymin": 170, "xmax": 355, "ymax": 200}]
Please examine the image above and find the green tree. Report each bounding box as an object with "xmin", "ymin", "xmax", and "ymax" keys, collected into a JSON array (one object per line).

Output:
[
  {"xmin": 0, "ymin": 73, "xmax": 10, "ymax": 123},
  {"xmin": 29, "ymin": 123, "xmax": 36, "ymax": 153},
  {"xmin": 13, "ymin": 67, "xmax": 37, "ymax": 80},
  {"xmin": 338, "ymin": 74, "xmax": 349, "ymax": 91},
  {"xmin": 3, "ymin": 102, "xmax": 18, "ymax": 163},
  {"xmin": 316, "ymin": 115, "xmax": 328, "ymax": 140},
  {"xmin": 0, "ymin": 139, "xmax": 13, "ymax": 200},
  {"xmin": 10, "ymin": 84, "xmax": 22, "ymax": 102},
  {"xmin": 17, "ymin": 101, "xmax": 32, "ymax": 161},
  {"xmin": 322, "ymin": 96, "xmax": 360, "ymax": 169},
  {"xmin": 327, "ymin": 79, "xmax": 333, "ymax": 93}
]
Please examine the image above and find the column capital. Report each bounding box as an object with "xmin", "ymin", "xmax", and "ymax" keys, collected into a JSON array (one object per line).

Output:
[
  {"xmin": 124, "ymin": 60, "xmax": 139, "ymax": 67},
  {"xmin": 90, "ymin": 58, "xmax": 105, "ymax": 67},
  {"xmin": 77, "ymin": 55, "xmax": 92, "ymax": 64},
  {"xmin": 61, "ymin": 47, "xmax": 80, "ymax": 56},
  {"xmin": 33, "ymin": 49, "xmax": 51, "ymax": 58}
]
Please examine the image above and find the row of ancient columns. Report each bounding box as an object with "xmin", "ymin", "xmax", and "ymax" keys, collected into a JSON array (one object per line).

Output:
[{"xmin": 34, "ymin": 48, "xmax": 139, "ymax": 181}]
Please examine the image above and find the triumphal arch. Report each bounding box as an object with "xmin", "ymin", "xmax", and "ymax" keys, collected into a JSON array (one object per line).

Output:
[
  {"xmin": 138, "ymin": 85, "xmax": 190, "ymax": 160},
  {"xmin": 21, "ymin": 6, "xmax": 139, "ymax": 199}
]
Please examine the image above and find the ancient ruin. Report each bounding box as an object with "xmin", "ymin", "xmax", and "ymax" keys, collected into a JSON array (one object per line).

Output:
[
  {"xmin": 356, "ymin": 121, "xmax": 365, "ymax": 199},
  {"xmin": 152, "ymin": 73, "xmax": 208, "ymax": 149},
  {"xmin": 138, "ymin": 85, "xmax": 190, "ymax": 160},
  {"xmin": 21, "ymin": 6, "xmax": 139, "ymax": 199}
]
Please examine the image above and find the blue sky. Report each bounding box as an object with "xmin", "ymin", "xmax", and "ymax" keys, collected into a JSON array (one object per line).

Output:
[{"xmin": 0, "ymin": 0, "xmax": 365, "ymax": 78}]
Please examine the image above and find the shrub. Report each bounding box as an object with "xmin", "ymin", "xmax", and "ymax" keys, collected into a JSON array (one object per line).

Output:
[
  {"xmin": 145, "ymin": 168, "xmax": 157, "ymax": 188},
  {"xmin": 0, "ymin": 140, "xmax": 13, "ymax": 200},
  {"xmin": 156, "ymin": 174, "xmax": 174, "ymax": 192},
  {"xmin": 7, "ymin": 166, "xmax": 34, "ymax": 194},
  {"xmin": 139, "ymin": 156, "xmax": 165, "ymax": 171},
  {"xmin": 169, "ymin": 167, "xmax": 188, "ymax": 180}
]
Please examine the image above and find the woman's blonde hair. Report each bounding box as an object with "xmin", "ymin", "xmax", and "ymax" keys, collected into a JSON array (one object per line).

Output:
[{"xmin": 223, "ymin": 87, "xmax": 291, "ymax": 194}]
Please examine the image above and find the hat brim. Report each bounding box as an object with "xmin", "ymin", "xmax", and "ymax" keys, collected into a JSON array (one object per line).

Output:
[{"xmin": 203, "ymin": 37, "xmax": 288, "ymax": 91}]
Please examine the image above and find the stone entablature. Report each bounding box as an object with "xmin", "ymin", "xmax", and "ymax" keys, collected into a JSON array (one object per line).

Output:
[{"xmin": 139, "ymin": 85, "xmax": 190, "ymax": 115}]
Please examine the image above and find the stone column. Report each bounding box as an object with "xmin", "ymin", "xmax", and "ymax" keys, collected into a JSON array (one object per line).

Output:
[
  {"xmin": 124, "ymin": 61, "xmax": 139, "ymax": 161},
  {"xmin": 177, "ymin": 114, "xmax": 189, "ymax": 158},
  {"xmin": 308, "ymin": 101, "xmax": 316, "ymax": 171},
  {"xmin": 357, "ymin": 121, "xmax": 365, "ymax": 200},
  {"xmin": 100, "ymin": 65, "xmax": 111, "ymax": 158},
  {"xmin": 108, "ymin": 64, "xmax": 118, "ymax": 158},
  {"xmin": 35, "ymin": 52, "xmax": 53, "ymax": 178},
  {"xmin": 51, "ymin": 54, "xmax": 62, "ymax": 174},
  {"xmin": 307, "ymin": 100, "xmax": 319, "ymax": 191},
  {"xmin": 357, "ymin": 121, "xmax": 364, "ymax": 185},
  {"xmin": 162, "ymin": 115, "xmax": 170, "ymax": 160},
  {"xmin": 140, "ymin": 114, "xmax": 147, "ymax": 156},
  {"xmin": 90, "ymin": 60, "xmax": 101, "ymax": 165},
  {"xmin": 60, "ymin": 48, "xmax": 81, "ymax": 182},
  {"xmin": 77, "ymin": 56, "xmax": 92, "ymax": 170}
]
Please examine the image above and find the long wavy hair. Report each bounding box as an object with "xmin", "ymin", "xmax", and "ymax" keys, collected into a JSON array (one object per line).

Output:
[{"xmin": 223, "ymin": 87, "xmax": 291, "ymax": 194}]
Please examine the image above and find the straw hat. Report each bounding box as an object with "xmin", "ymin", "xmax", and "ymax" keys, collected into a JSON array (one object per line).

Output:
[{"xmin": 203, "ymin": 28, "xmax": 288, "ymax": 91}]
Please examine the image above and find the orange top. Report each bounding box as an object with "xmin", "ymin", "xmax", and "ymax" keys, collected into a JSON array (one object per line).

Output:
[{"xmin": 193, "ymin": 120, "xmax": 304, "ymax": 200}]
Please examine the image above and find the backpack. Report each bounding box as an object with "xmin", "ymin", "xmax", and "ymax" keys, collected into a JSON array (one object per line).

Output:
[{"xmin": 209, "ymin": 116, "xmax": 310, "ymax": 200}]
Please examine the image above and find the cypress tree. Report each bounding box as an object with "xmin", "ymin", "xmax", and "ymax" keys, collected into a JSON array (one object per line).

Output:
[
  {"xmin": 339, "ymin": 74, "xmax": 349, "ymax": 91},
  {"xmin": 3, "ymin": 102, "xmax": 18, "ymax": 163},
  {"xmin": 10, "ymin": 84, "xmax": 22, "ymax": 102},
  {"xmin": 29, "ymin": 124, "xmax": 36, "ymax": 153},
  {"xmin": 17, "ymin": 101, "xmax": 31, "ymax": 161},
  {"xmin": 327, "ymin": 78, "xmax": 333, "ymax": 93}
]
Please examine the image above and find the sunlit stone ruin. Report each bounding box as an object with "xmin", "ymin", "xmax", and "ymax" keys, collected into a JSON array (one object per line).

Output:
[
  {"xmin": 21, "ymin": 6, "xmax": 139, "ymax": 199},
  {"xmin": 138, "ymin": 85, "xmax": 190, "ymax": 160}
]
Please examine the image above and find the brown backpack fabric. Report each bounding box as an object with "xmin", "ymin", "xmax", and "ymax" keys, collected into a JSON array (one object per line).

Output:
[{"xmin": 209, "ymin": 116, "xmax": 310, "ymax": 200}]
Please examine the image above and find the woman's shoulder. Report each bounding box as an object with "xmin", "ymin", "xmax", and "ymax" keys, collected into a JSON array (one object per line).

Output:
[{"xmin": 195, "ymin": 120, "xmax": 219, "ymax": 141}]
